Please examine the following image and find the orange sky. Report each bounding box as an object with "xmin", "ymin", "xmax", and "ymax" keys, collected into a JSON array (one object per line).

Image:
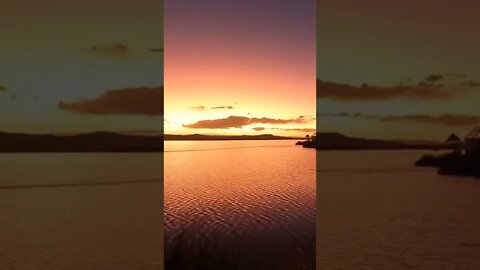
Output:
[
  {"xmin": 317, "ymin": 0, "xmax": 480, "ymax": 141},
  {"xmin": 164, "ymin": 0, "xmax": 316, "ymax": 137},
  {"xmin": 0, "ymin": 0, "xmax": 163, "ymax": 134}
]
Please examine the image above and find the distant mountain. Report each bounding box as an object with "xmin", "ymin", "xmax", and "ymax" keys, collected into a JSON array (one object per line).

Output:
[
  {"xmin": 303, "ymin": 132, "xmax": 454, "ymax": 150},
  {"xmin": 0, "ymin": 131, "xmax": 300, "ymax": 152},
  {"xmin": 0, "ymin": 131, "xmax": 163, "ymax": 152},
  {"xmin": 2, "ymin": 130, "xmax": 449, "ymax": 152},
  {"xmin": 164, "ymin": 134, "xmax": 299, "ymax": 141}
]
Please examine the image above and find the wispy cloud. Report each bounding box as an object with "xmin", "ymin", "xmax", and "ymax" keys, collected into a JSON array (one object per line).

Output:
[
  {"xmin": 273, "ymin": 128, "xmax": 316, "ymax": 133},
  {"xmin": 380, "ymin": 114, "xmax": 480, "ymax": 126},
  {"xmin": 149, "ymin": 48, "xmax": 164, "ymax": 53},
  {"xmin": 319, "ymin": 111, "xmax": 480, "ymax": 127},
  {"xmin": 89, "ymin": 43, "xmax": 130, "ymax": 57},
  {"xmin": 317, "ymin": 73, "xmax": 480, "ymax": 101},
  {"xmin": 424, "ymin": 74, "xmax": 444, "ymax": 82},
  {"xmin": 190, "ymin": 105, "xmax": 235, "ymax": 111},
  {"xmin": 251, "ymin": 127, "xmax": 315, "ymax": 133},
  {"xmin": 319, "ymin": 112, "xmax": 377, "ymax": 118},
  {"xmin": 59, "ymin": 87, "xmax": 163, "ymax": 116},
  {"xmin": 190, "ymin": 106, "xmax": 206, "ymax": 111},
  {"xmin": 211, "ymin": 106, "xmax": 234, "ymax": 110},
  {"xmin": 252, "ymin": 127, "xmax": 266, "ymax": 131},
  {"xmin": 316, "ymin": 80, "xmax": 455, "ymax": 101},
  {"xmin": 461, "ymin": 81, "xmax": 480, "ymax": 87}
]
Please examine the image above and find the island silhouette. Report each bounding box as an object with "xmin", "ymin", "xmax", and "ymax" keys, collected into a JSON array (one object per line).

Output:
[
  {"xmin": 0, "ymin": 131, "xmax": 302, "ymax": 152},
  {"xmin": 299, "ymin": 132, "xmax": 455, "ymax": 150},
  {"xmin": 0, "ymin": 131, "xmax": 164, "ymax": 152},
  {"xmin": 415, "ymin": 127, "xmax": 480, "ymax": 177},
  {"xmin": 0, "ymin": 130, "xmax": 461, "ymax": 152}
]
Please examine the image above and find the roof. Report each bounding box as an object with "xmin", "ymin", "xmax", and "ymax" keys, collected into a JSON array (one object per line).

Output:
[
  {"xmin": 466, "ymin": 127, "xmax": 480, "ymax": 139},
  {"xmin": 445, "ymin": 133, "xmax": 461, "ymax": 142}
]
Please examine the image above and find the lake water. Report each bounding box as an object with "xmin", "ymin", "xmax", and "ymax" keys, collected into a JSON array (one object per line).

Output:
[
  {"xmin": 0, "ymin": 153, "xmax": 164, "ymax": 270},
  {"xmin": 0, "ymin": 141, "xmax": 316, "ymax": 270},
  {"xmin": 317, "ymin": 150, "xmax": 480, "ymax": 270},
  {"xmin": 164, "ymin": 140, "xmax": 316, "ymax": 269},
  {"xmin": 3, "ymin": 147, "xmax": 476, "ymax": 269}
]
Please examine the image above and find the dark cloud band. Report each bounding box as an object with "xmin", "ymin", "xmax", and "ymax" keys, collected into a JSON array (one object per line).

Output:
[
  {"xmin": 59, "ymin": 87, "xmax": 163, "ymax": 116},
  {"xmin": 184, "ymin": 115, "xmax": 311, "ymax": 129}
]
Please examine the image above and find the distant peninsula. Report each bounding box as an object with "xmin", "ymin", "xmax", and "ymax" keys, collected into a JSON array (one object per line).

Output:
[
  {"xmin": 164, "ymin": 134, "xmax": 300, "ymax": 141},
  {"xmin": 1, "ymin": 130, "xmax": 454, "ymax": 153},
  {"xmin": 0, "ymin": 131, "xmax": 299, "ymax": 152},
  {"xmin": 0, "ymin": 131, "xmax": 164, "ymax": 152},
  {"xmin": 300, "ymin": 132, "xmax": 455, "ymax": 150}
]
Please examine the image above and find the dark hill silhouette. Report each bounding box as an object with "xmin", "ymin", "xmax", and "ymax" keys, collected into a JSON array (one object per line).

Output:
[
  {"xmin": 302, "ymin": 132, "xmax": 454, "ymax": 150},
  {"xmin": 415, "ymin": 152, "xmax": 480, "ymax": 178},
  {"xmin": 0, "ymin": 132, "xmax": 299, "ymax": 152},
  {"xmin": 1, "ymin": 130, "xmax": 451, "ymax": 152},
  {"xmin": 0, "ymin": 131, "xmax": 163, "ymax": 152},
  {"xmin": 164, "ymin": 134, "xmax": 299, "ymax": 141}
]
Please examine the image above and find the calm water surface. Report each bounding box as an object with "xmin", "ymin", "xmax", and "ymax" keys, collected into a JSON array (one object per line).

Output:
[
  {"xmin": 164, "ymin": 140, "xmax": 316, "ymax": 269},
  {"xmin": 5, "ymin": 147, "xmax": 475, "ymax": 269},
  {"xmin": 0, "ymin": 153, "xmax": 163, "ymax": 270},
  {"xmin": 317, "ymin": 150, "xmax": 480, "ymax": 270}
]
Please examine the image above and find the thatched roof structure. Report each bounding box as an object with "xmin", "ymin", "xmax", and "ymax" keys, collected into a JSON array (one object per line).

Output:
[{"xmin": 445, "ymin": 133, "xmax": 461, "ymax": 143}]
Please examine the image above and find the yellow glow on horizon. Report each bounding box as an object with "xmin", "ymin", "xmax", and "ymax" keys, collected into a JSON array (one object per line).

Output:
[{"xmin": 164, "ymin": 1, "xmax": 315, "ymax": 137}]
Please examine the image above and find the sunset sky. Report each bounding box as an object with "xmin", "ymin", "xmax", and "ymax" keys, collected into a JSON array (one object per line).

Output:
[
  {"xmin": 317, "ymin": 0, "xmax": 480, "ymax": 141},
  {"xmin": 0, "ymin": 0, "xmax": 163, "ymax": 134},
  {"xmin": 165, "ymin": 0, "xmax": 316, "ymax": 137},
  {"xmin": 7, "ymin": 1, "xmax": 477, "ymax": 140}
]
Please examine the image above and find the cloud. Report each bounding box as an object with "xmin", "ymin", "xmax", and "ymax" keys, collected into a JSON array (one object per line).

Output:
[
  {"xmin": 250, "ymin": 116, "xmax": 310, "ymax": 125},
  {"xmin": 190, "ymin": 105, "xmax": 235, "ymax": 110},
  {"xmin": 462, "ymin": 81, "xmax": 480, "ymax": 87},
  {"xmin": 149, "ymin": 48, "xmax": 164, "ymax": 53},
  {"xmin": 426, "ymin": 73, "xmax": 473, "ymax": 81},
  {"xmin": 316, "ymin": 79, "xmax": 457, "ymax": 101},
  {"xmin": 319, "ymin": 111, "xmax": 480, "ymax": 126},
  {"xmin": 418, "ymin": 82, "xmax": 443, "ymax": 88},
  {"xmin": 380, "ymin": 114, "xmax": 480, "ymax": 126},
  {"xmin": 274, "ymin": 128, "xmax": 317, "ymax": 133},
  {"xmin": 184, "ymin": 116, "xmax": 250, "ymax": 129},
  {"xmin": 422, "ymin": 74, "xmax": 480, "ymax": 88},
  {"xmin": 319, "ymin": 112, "xmax": 377, "ymax": 119},
  {"xmin": 424, "ymin": 74, "xmax": 444, "ymax": 82},
  {"xmin": 89, "ymin": 43, "xmax": 129, "ymax": 56},
  {"xmin": 211, "ymin": 106, "xmax": 234, "ymax": 110},
  {"xmin": 183, "ymin": 115, "xmax": 311, "ymax": 129},
  {"xmin": 58, "ymin": 87, "xmax": 163, "ymax": 116},
  {"xmin": 252, "ymin": 126, "xmax": 315, "ymax": 133},
  {"xmin": 191, "ymin": 106, "xmax": 206, "ymax": 111}
]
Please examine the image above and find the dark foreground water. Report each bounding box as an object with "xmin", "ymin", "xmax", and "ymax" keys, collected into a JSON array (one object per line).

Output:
[
  {"xmin": 0, "ymin": 153, "xmax": 163, "ymax": 270},
  {"xmin": 317, "ymin": 150, "xmax": 480, "ymax": 270},
  {"xmin": 164, "ymin": 140, "xmax": 316, "ymax": 270}
]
